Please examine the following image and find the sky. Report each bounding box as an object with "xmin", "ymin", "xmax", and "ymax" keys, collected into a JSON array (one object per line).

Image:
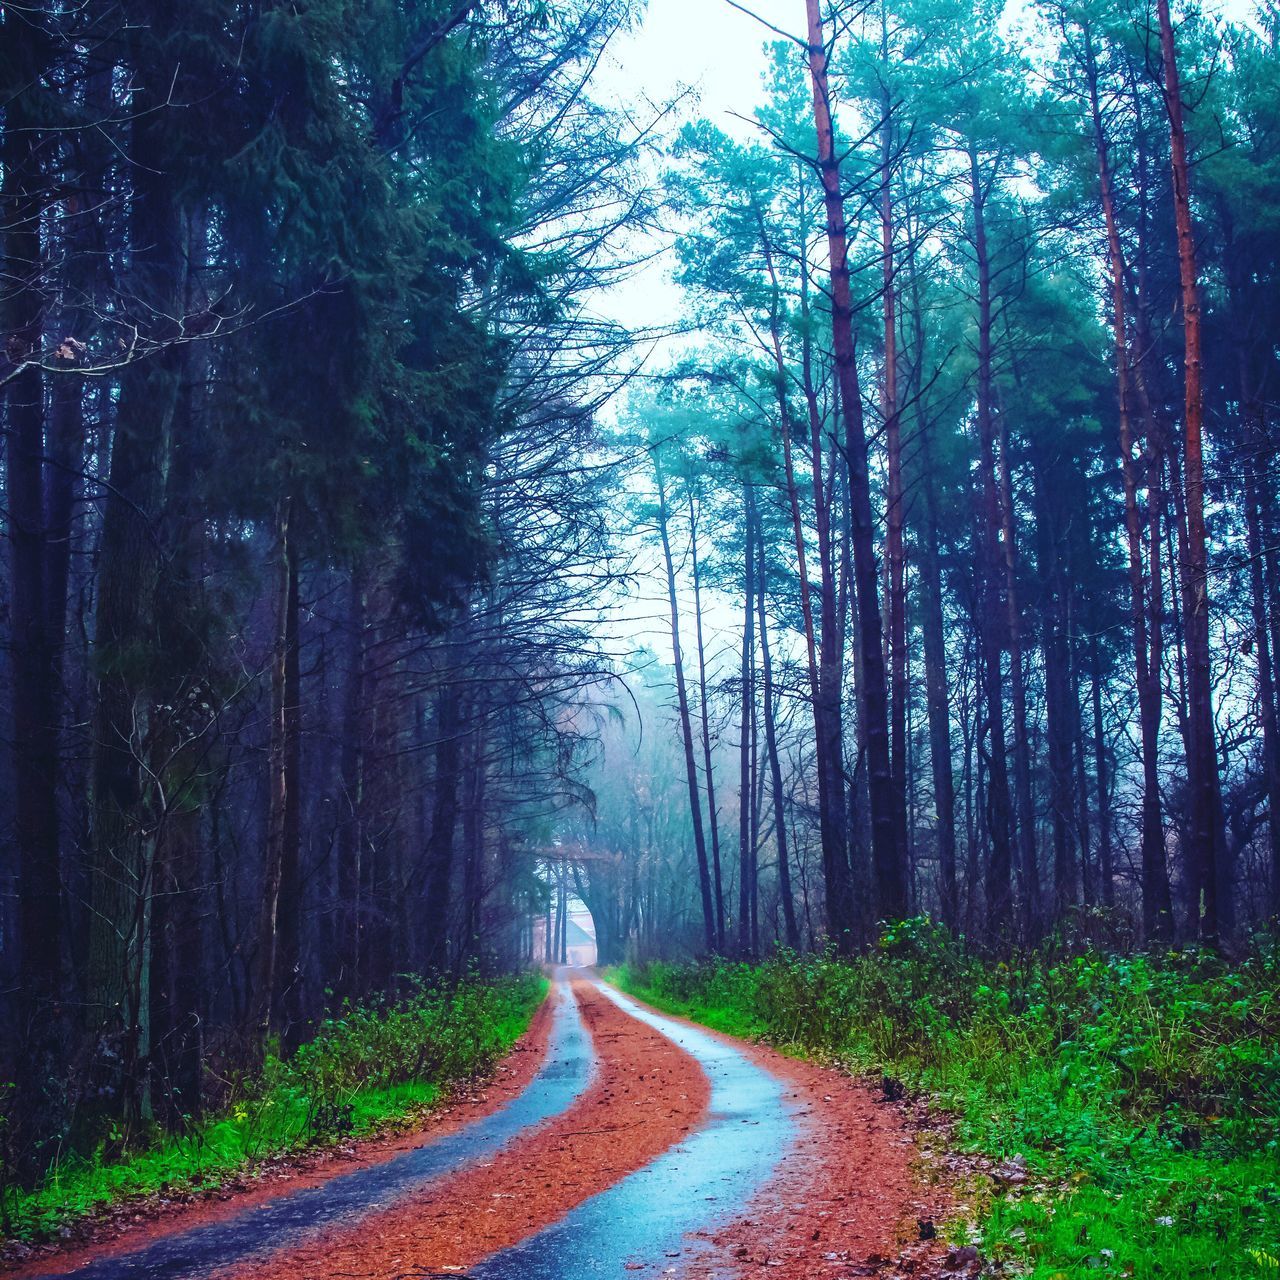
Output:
[
  {"xmin": 601, "ymin": 0, "xmax": 787, "ymax": 138},
  {"xmin": 589, "ymin": 0, "xmax": 800, "ymax": 333}
]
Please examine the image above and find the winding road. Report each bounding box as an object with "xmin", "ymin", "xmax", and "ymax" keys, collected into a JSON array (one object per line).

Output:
[{"xmin": 10, "ymin": 976, "xmax": 919, "ymax": 1280}]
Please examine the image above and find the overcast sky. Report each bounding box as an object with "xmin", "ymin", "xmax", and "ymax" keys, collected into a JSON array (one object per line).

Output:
[
  {"xmin": 602, "ymin": 0, "xmax": 787, "ymax": 133},
  {"xmin": 588, "ymin": 0, "xmax": 812, "ymax": 333}
]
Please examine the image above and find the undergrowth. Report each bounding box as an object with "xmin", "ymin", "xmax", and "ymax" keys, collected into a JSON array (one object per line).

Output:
[
  {"xmin": 614, "ymin": 923, "xmax": 1280, "ymax": 1279},
  {"xmin": 1, "ymin": 973, "xmax": 546, "ymax": 1243}
]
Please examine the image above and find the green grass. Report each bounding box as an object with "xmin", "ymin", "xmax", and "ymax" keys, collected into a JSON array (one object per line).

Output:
[
  {"xmin": 612, "ymin": 924, "xmax": 1280, "ymax": 1279},
  {"xmin": 2, "ymin": 974, "xmax": 547, "ymax": 1243}
]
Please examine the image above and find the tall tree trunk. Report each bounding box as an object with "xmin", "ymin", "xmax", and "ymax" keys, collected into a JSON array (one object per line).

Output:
[
  {"xmin": 758, "ymin": 221, "xmax": 849, "ymax": 944},
  {"xmin": 1084, "ymin": 28, "xmax": 1172, "ymax": 939},
  {"xmin": 904, "ymin": 238, "xmax": 959, "ymax": 929},
  {"xmin": 44, "ymin": 350, "xmax": 81, "ymax": 748},
  {"xmin": 1089, "ymin": 637, "xmax": 1116, "ymax": 907},
  {"xmin": 963, "ymin": 623, "xmax": 984, "ymax": 936},
  {"xmin": 1032, "ymin": 454, "xmax": 1077, "ymax": 921},
  {"xmin": 252, "ymin": 498, "xmax": 293, "ymax": 1058},
  {"xmin": 919, "ymin": 433, "xmax": 959, "ymax": 928},
  {"xmin": 1166, "ymin": 449, "xmax": 1192, "ymax": 756},
  {"xmin": 1264, "ymin": 481, "xmax": 1280, "ymax": 902},
  {"xmin": 335, "ymin": 566, "xmax": 366, "ymax": 996},
  {"xmin": 1244, "ymin": 413, "xmax": 1280, "ymax": 917},
  {"xmin": 1133, "ymin": 87, "xmax": 1178, "ymax": 938},
  {"xmin": 654, "ymin": 463, "xmax": 717, "ymax": 953},
  {"xmin": 689, "ymin": 494, "xmax": 725, "ymax": 951},
  {"xmin": 274, "ymin": 553, "xmax": 303, "ymax": 1053},
  {"xmin": 149, "ymin": 809, "xmax": 204, "ymax": 1124},
  {"xmin": 738, "ymin": 489, "xmax": 757, "ymax": 957},
  {"xmin": 1071, "ymin": 635, "xmax": 1095, "ymax": 907},
  {"xmin": 757, "ymin": 530, "xmax": 801, "ymax": 949},
  {"xmin": 87, "ymin": 39, "xmax": 189, "ymax": 1117},
  {"xmin": 148, "ymin": 267, "xmax": 211, "ymax": 1122},
  {"xmin": 750, "ymin": 660, "xmax": 762, "ymax": 954},
  {"xmin": 558, "ymin": 871, "xmax": 568, "ymax": 965},
  {"xmin": 422, "ymin": 679, "xmax": 463, "ymax": 973},
  {"xmin": 967, "ymin": 147, "xmax": 1014, "ymax": 940},
  {"xmin": 881, "ymin": 91, "xmax": 911, "ymax": 885},
  {"xmin": 804, "ymin": 0, "xmax": 905, "ymax": 930},
  {"xmin": 997, "ymin": 406, "xmax": 1040, "ymax": 937},
  {"xmin": 798, "ymin": 208, "xmax": 857, "ymax": 946},
  {"xmin": 552, "ymin": 874, "xmax": 564, "ymax": 966},
  {"xmin": 45, "ymin": 60, "xmax": 110, "ymax": 715},
  {"xmin": 3, "ymin": 12, "xmax": 65, "ymax": 1160},
  {"xmin": 3, "ymin": 24, "xmax": 52, "ymax": 917},
  {"xmin": 1157, "ymin": 0, "xmax": 1223, "ymax": 944},
  {"xmin": 459, "ymin": 726, "xmax": 487, "ymax": 969}
]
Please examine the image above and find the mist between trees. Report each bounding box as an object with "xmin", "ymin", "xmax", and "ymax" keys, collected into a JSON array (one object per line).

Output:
[{"xmin": 1, "ymin": 0, "xmax": 1277, "ymax": 1199}]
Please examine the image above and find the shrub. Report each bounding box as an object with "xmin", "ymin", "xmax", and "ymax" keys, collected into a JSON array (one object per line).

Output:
[{"xmin": 616, "ymin": 926, "xmax": 1280, "ymax": 1279}]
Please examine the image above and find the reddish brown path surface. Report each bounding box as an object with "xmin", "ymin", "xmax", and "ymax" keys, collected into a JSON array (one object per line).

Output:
[
  {"xmin": 673, "ymin": 1022, "xmax": 926, "ymax": 1278},
  {"xmin": 3, "ymin": 991, "xmax": 562, "ymax": 1279},
  {"xmin": 220, "ymin": 979, "xmax": 711, "ymax": 1279},
  {"xmin": 7, "ymin": 978, "xmax": 930, "ymax": 1280}
]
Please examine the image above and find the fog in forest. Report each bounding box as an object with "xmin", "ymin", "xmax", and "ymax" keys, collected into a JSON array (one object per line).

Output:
[{"xmin": 2, "ymin": 0, "xmax": 1278, "ymax": 1271}]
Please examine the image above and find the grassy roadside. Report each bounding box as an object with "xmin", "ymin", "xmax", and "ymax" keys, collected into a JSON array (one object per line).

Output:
[
  {"xmin": 2, "ymin": 974, "xmax": 547, "ymax": 1244},
  {"xmin": 612, "ymin": 924, "xmax": 1280, "ymax": 1279}
]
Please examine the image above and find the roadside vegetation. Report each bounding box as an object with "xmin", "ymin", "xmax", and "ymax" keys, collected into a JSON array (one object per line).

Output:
[
  {"xmin": 1, "ymin": 975, "xmax": 546, "ymax": 1244},
  {"xmin": 615, "ymin": 922, "xmax": 1280, "ymax": 1279}
]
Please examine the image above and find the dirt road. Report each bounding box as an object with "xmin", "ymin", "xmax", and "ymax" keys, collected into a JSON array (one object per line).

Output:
[{"xmin": 10, "ymin": 977, "xmax": 921, "ymax": 1280}]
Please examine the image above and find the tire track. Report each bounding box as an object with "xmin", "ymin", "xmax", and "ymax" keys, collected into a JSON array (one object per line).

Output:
[
  {"xmin": 469, "ymin": 980, "xmax": 795, "ymax": 1279},
  {"xmin": 218, "ymin": 978, "xmax": 712, "ymax": 1280},
  {"xmin": 15, "ymin": 982, "xmax": 592, "ymax": 1280},
  {"xmin": 14, "ymin": 976, "xmax": 912, "ymax": 1280}
]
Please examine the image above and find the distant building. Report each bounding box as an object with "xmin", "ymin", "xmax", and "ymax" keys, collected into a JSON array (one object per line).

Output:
[{"xmin": 532, "ymin": 904, "xmax": 597, "ymax": 967}]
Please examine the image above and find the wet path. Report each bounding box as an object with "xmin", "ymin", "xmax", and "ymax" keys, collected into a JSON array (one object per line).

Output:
[
  {"xmin": 470, "ymin": 980, "xmax": 796, "ymax": 1279},
  {"xmin": 27, "ymin": 984, "xmax": 593, "ymax": 1280},
  {"xmin": 21, "ymin": 978, "xmax": 811, "ymax": 1280}
]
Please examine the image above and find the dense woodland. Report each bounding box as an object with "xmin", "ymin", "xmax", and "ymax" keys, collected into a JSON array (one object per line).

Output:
[
  {"xmin": 2, "ymin": 0, "xmax": 1279, "ymax": 1191},
  {"xmin": 588, "ymin": 0, "xmax": 1280, "ymax": 962}
]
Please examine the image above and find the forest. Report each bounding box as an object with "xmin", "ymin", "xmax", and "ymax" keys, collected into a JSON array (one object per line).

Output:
[{"xmin": 1, "ymin": 0, "xmax": 1278, "ymax": 1275}]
